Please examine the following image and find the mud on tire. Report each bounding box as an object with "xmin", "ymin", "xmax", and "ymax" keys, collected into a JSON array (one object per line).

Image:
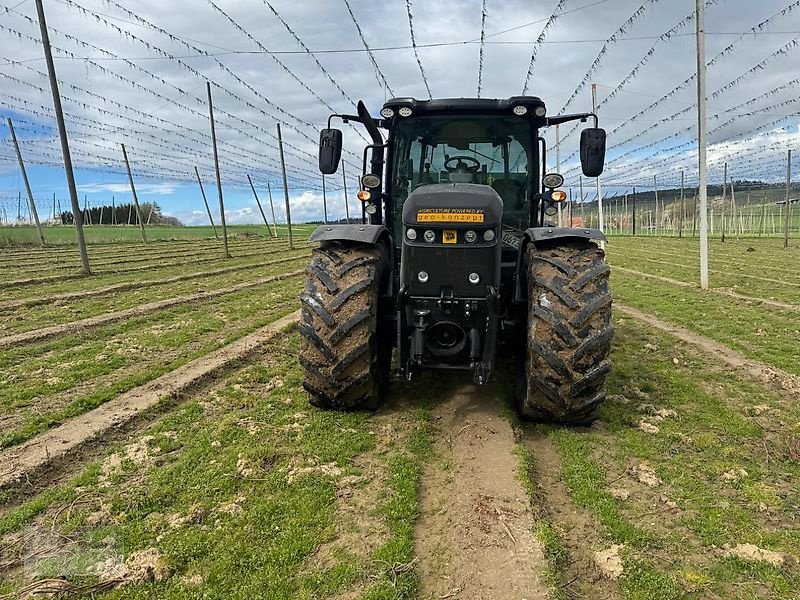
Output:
[
  {"xmin": 517, "ymin": 240, "xmax": 613, "ymax": 424},
  {"xmin": 299, "ymin": 241, "xmax": 387, "ymax": 410}
]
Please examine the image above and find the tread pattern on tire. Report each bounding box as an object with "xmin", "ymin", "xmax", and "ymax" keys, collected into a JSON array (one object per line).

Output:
[
  {"xmin": 299, "ymin": 242, "xmax": 384, "ymax": 410},
  {"xmin": 520, "ymin": 240, "xmax": 613, "ymax": 423}
]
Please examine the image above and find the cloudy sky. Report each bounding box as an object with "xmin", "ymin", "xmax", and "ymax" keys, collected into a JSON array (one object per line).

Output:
[{"xmin": 1, "ymin": 0, "xmax": 798, "ymax": 224}]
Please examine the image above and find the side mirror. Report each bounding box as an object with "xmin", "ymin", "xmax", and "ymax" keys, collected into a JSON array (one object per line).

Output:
[
  {"xmin": 319, "ymin": 128, "xmax": 342, "ymax": 174},
  {"xmin": 580, "ymin": 128, "xmax": 606, "ymax": 178}
]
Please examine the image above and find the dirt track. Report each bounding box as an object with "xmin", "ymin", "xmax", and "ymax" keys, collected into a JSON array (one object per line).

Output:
[
  {"xmin": 415, "ymin": 383, "xmax": 548, "ymax": 599},
  {"xmin": 615, "ymin": 301, "xmax": 800, "ymax": 398},
  {"xmin": 613, "ymin": 266, "xmax": 800, "ymax": 313}
]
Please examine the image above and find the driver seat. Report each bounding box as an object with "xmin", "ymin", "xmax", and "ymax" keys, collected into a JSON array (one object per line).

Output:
[{"xmin": 491, "ymin": 178, "xmax": 525, "ymax": 209}]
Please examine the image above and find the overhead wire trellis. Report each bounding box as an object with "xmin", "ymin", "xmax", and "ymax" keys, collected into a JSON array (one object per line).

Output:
[{"xmin": 0, "ymin": 0, "xmax": 798, "ymax": 222}]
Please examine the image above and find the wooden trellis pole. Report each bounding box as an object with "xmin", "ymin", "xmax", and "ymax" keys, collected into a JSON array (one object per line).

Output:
[
  {"xmin": 35, "ymin": 0, "xmax": 89, "ymax": 272},
  {"xmin": 194, "ymin": 166, "xmax": 217, "ymax": 238},
  {"xmin": 121, "ymin": 143, "xmax": 147, "ymax": 243},
  {"xmin": 8, "ymin": 118, "xmax": 45, "ymax": 245},
  {"xmin": 207, "ymin": 82, "xmax": 229, "ymax": 258},
  {"xmin": 247, "ymin": 174, "xmax": 275, "ymax": 237}
]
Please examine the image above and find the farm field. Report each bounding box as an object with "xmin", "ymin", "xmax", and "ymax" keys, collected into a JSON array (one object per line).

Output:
[
  {"xmin": 0, "ymin": 224, "xmax": 315, "ymax": 247},
  {"xmin": 0, "ymin": 233, "xmax": 798, "ymax": 599}
]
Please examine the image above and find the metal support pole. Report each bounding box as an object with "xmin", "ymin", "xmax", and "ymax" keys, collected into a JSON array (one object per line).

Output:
[
  {"xmin": 721, "ymin": 162, "xmax": 727, "ymax": 243},
  {"xmin": 277, "ymin": 123, "xmax": 294, "ymax": 249},
  {"xmin": 632, "ymin": 187, "xmax": 637, "ymax": 236},
  {"xmin": 8, "ymin": 118, "xmax": 45, "ymax": 245},
  {"xmin": 194, "ymin": 166, "xmax": 217, "ymax": 238},
  {"xmin": 266, "ymin": 183, "xmax": 278, "ymax": 237},
  {"xmin": 696, "ymin": 0, "xmax": 709, "ymax": 289},
  {"xmin": 207, "ymin": 82, "xmax": 229, "ymax": 257},
  {"xmin": 342, "ymin": 161, "xmax": 351, "ymax": 224},
  {"xmin": 591, "ymin": 83, "xmax": 604, "ymax": 245},
  {"xmin": 785, "ymin": 149, "xmax": 792, "ymax": 249},
  {"xmin": 35, "ymin": 0, "xmax": 89, "ymax": 271},
  {"xmin": 321, "ymin": 174, "xmax": 329, "ymax": 224},
  {"xmin": 653, "ymin": 175, "xmax": 659, "ymax": 236},
  {"xmin": 679, "ymin": 171, "xmax": 685, "ymax": 238},
  {"xmin": 120, "ymin": 143, "xmax": 147, "ymax": 243},
  {"xmin": 247, "ymin": 174, "xmax": 274, "ymax": 236}
]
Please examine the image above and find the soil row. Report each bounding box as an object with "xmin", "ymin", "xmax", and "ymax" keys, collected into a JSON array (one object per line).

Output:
[
  {"xmin": 3, "ymin": 245, "xmax": 310, "ymax": 289},
  {"xmin": 1, "ymin": 239, "xmax": 297, "ymax": 279},
  {"xmin": 0, "ymin": 269, "xmax": 304, "ymax": 350},
  {"xmin": 0, "ymin": 253, "xmax": 308, "ymax": 312},
  {"xmin": 0, "ymin": 310, "xmax": 300, "ymax": 492}
]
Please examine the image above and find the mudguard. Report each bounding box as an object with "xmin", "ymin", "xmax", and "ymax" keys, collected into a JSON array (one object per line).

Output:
[
  {"xmin": 309, "ymin": 224, "xmax": 389, "ymax": 245},
  {"xmin": 513, "ymin": 227, "xmax": 607, "ymax": 303},
  {"xmin": 308, "ymin": 224, "xmax": 394, "ymax": 296}
]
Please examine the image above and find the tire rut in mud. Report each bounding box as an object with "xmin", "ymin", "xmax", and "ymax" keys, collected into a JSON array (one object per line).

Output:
[{"xmin": 519, "ymin": 428, "xmax": 622, "ymax": 599}]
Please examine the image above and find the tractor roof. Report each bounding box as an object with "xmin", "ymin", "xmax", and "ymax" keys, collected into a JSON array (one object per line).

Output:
[{"xmin": 382, "ymin": 96, "xmax": 546, "ymax": 116}]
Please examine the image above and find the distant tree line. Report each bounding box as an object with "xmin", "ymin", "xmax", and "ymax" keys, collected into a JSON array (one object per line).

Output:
[{"xmin": 60, "ymin": 202, "xmax": 182, "ymax": 226}]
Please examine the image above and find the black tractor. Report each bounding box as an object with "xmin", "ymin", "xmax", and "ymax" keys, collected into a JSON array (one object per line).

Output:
[{"xmin": 299, "ymin": 96, "xmax": 612, "ymax": 423}]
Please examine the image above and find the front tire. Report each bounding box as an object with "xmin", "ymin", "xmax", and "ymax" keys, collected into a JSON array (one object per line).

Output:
[
  {"xmin": 517, "ymin": 241, "xmax": 613, "ymax": 424},
  {"xmin": 299, "ymin": 242, "xmax": 387, "ymax": 410}
]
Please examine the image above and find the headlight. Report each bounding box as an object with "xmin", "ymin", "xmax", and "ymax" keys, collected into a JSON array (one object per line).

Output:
[
  {"xmin": 380, "ymin": 107, "xmax": 394, "ymax": 118},
  {"xmin": 465, "ymin": 230, "xmax": 477, "ymax": 243},
  {"xmin": 364, "ymin": 203, "xmax": 377, "ymax": 214},
  {"xmin": 534, "ymin": 106, "xmax": 546, "ymax": 117},
  {"xmin": 398, "ymin": 107, "xmax": 413, "ymax": 117},
  {"xmin": 550, "ymin": 190, "xmax": 567, "ymax": 202},
  {"xmin": 543, "ymin": 173, "xmax": 564, "ymax": 188},
  {"xmin": 513, "ymin": 105, "xmax": 528, "ymax": 116},
  {"xmin": 483, "ymin": 230, "xmax": 495, "ymax": 242},
  {"xmin": 423, "ymin": 230, "xmax": 435, "ymax": 243},
  {"xmin": 406, "ymin": 228, "xmax": 417, "ymax": 241},
  {"xmin": 361, "ymin": 174, "xmax": 381, "ymax": 189},
  {"xmin": 468, "ymin": 272, "xmax": 480, "ymax": 285},
  {"xmin": 417, "ymin": 271, "xmax": 429, "ymax": 283}
]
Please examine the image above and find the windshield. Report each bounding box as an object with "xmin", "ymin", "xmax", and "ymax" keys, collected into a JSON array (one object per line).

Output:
[{"xmin": 390, "ymin": 115, "xmax": 535, "ymax": 233}]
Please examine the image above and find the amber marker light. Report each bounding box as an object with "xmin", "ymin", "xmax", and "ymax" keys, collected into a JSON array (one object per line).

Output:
[{"xmin": 356, "ymin": 190, "xmax": 372, "ymax": 202}]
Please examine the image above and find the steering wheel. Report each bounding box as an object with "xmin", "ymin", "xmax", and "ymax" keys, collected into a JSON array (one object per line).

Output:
[{"xmin": 444, "ymin": 155, "xmax": 481, "ymax": 174}]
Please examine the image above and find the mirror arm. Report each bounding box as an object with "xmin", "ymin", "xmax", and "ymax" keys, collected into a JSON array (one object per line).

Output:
[
  {"xmin": 545, "ymin": 112, "xmax": 598, "ymax": 128},
  {"xmin": 327, "ymin": 113, "xmax": 362, "ymax": 128}
]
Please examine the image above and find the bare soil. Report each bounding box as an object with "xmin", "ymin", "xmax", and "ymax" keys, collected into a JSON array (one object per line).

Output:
[
  {"xmin": 415, "ymin": 382, "xmax": 548, "ymax": 600},
  {"xmin": 0, "ymin": 310, "xmax": 300, "ymax": 491}
]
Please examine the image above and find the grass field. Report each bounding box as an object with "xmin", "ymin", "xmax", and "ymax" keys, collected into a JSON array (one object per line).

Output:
[
  {"xmin": 0, "ymin": 224, "xmax": 316, "ymax": 247},
  {"xmin": 0, "ymin": 232, "xmax": 797, "ymax": 599}
]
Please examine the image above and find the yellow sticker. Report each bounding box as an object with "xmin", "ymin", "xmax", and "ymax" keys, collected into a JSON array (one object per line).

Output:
[
  {"xmin": 443, "ymin": 230, "xmax": 457, "ymax": 244},
  {"xmin": 417, "ymin": 210, "xmax": 485, "ymax": 223}
]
